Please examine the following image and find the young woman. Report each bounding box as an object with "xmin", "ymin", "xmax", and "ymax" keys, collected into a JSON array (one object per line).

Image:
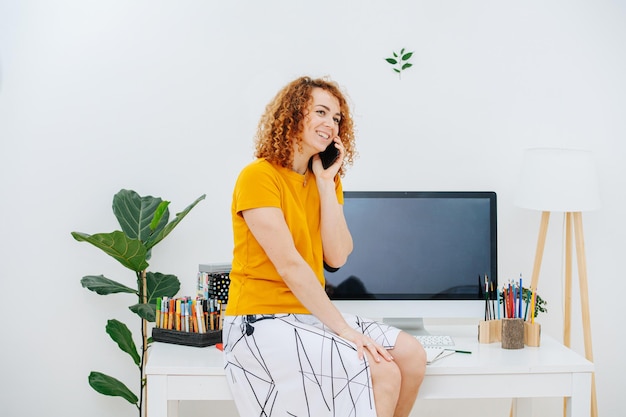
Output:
[{"xmin": 223, "ymin": 76, "xmax": 426, "ymax": 417}]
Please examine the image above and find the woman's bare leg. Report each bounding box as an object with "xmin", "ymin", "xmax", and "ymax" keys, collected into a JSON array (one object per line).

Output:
[
  {"xmin": 368, "ymin": 351, "xmax": 402, "ymax": 417},
  {"xmin": 390, "ymin": 331, "xmax": 427, "ymax": 417},
  {"xmin": 368, "ymin": 331, "xmax": 426, "ymax": 417}
]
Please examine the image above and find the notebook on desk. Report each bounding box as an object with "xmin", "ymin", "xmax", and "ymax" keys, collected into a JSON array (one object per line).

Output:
[{"xmin": 424, "ymin": 347, "xmax": 456, "ymax": 364}]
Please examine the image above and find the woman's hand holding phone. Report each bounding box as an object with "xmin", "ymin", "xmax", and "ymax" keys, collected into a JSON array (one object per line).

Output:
[
  {"xmin": 319, "ymin": 141, "xmax": 340, "ymax": 169},
  {"xmin": 310, "ymin": 138, "xmax": 343, "ymax": 177}
]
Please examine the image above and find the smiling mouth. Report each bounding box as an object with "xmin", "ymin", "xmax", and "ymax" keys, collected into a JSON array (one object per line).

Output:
[{"xmin": 316, "ymin": 131, "xmax": 330, "ymax": 139}]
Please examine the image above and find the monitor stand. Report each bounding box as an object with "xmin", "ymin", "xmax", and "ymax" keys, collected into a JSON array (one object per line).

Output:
[{"xmin": 382, "ymin": 317, "xmax": 430, "ymax": 335}]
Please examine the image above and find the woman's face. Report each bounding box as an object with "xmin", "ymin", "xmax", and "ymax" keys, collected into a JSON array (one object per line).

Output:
[{"xmin": 300, "ymin": 87, "xmax": 341, "ymax": 155}]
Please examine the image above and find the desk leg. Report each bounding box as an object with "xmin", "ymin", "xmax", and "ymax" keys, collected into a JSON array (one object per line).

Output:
[
  {"xmin": 147, "ymin": 375, "xmax": 168, "ymax": 417},
  {"xmin": 568, "ymin": 372, "xmax": 592, "ymax": 417},
  {"xmin": 510, "ymin": 398, "xmax": 533, "ymax": 417}
]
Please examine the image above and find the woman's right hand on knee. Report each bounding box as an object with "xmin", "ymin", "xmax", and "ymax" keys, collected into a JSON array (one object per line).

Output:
[{"xmin": 339, "ymin": 327, "xmax": 394, "ymax": 362}]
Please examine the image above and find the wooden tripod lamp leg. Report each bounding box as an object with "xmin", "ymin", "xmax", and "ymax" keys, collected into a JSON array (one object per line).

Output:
[
  {"xmin": 564, "ymin": 213, "xmax": 573, "ymax": 348},
  {"xmin": 563, "ymin": 212, "xmax": 574, "ymax": 417},
  {"xmin": 573, "ymin": 212, "xmax": 598, "ymax": 417}
]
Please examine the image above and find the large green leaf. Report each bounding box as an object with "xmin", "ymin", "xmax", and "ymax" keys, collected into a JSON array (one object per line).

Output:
[
  {"xmin": 88, "ymin": 371, "xmax": 138, "ymax": 405},
  {"xmin": 106, "ymin": 319, "xmax": 140, "ymax": 366},
  {"xmin": 145, "ymin": 194, "xmax": 206, "ymax": 250},
  {"xmin": 150, "ymin": 200, "xmax": 170, "ymax": 232},
  {"xmin": 129, "ymin": 272, "xmax": 179, "ymax": 322},
  {"xmin": 81, "ymin": 275, "xmax": 136, "ymax": 295},
  {"xmin": 147, "ymin": 271, "xmax": 180, "ymax": 303},
  {"xmin": 71, "ymin": 231, "xmax": 149, "ymax": 272},
  {"xmin": 129, "ymin": 303, "xmax": 155, "ymax": 322},
  {"xmin": 112, "ymin": 189, "xmax": 169, "ymax": 243}
]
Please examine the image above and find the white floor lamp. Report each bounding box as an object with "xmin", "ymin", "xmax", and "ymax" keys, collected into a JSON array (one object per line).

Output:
[{"xmin": 515, "ymin": 148, "xmax": 601, "ymax": 417}]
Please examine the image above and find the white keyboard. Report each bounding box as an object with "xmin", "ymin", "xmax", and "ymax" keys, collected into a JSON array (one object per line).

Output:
[{"xmin": 415, "ymin": 334, "xmax": 455, "ymax": 347}]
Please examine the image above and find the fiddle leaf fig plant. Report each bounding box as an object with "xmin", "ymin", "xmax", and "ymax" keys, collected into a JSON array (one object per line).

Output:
[{"xmin": 72, "ymin": 189, "xmax": 205, "ymax": 417}]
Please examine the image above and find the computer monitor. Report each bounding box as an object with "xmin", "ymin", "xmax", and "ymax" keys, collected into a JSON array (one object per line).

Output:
[{"xmin": 326, "ymin": 191, "xmax": 497, "ymax": 332}]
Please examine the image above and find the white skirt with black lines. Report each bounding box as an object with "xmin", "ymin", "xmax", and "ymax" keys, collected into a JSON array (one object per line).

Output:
[{"xmin": 222, "ymin": 313, "xmax": 401, "ymax": 417}]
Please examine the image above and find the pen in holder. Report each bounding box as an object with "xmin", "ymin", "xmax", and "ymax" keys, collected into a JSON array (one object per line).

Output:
[
  {"xmin": 524, "ymin": 321, "xmax": 541, "ymax": 347},
  {"xmin": 478, "ymin": 274, "xmax": 500, "ymax": 344},
  {"xmin": 478, "ymin": 319, "xmax": 501, "ymax": 344},
  {"xmin": 501, "ymin": 318, "xmax": 524, "ymax": 349}
]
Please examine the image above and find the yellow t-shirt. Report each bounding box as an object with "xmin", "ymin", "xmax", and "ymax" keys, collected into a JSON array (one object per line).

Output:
[{"xmin": 226, "ymin": 158, "xmax": 344, "ymax": 315}]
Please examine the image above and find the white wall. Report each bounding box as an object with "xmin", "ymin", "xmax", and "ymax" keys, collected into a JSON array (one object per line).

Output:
[{"xmin": 1, "ymin": 1, "xmax": 625, "ymax": 416}]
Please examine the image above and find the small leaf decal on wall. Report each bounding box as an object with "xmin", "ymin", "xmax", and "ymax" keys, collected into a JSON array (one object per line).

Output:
[{"xmin": 385, "ymin": 48, "xmax": 414, "ymax": 79}]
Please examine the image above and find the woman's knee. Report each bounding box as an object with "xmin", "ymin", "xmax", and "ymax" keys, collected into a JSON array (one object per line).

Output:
[
  {"xmin": 370, "ymin": 353, "xmax": 402, "ymax": 383},
  {"xmin": 370, "ymin": 357, "xmax": 402, "ymax": 394},
  {"xmin": 393, "ymin": 332, "xmax": 427, "ymax": 379}
]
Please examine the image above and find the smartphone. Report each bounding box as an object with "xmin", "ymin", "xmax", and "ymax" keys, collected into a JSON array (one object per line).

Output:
[{"xmin": 318, "ymin": 142, "xmax": 340, "ymax": 169}]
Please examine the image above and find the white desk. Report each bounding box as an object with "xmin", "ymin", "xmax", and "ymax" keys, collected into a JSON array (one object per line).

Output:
[{"xmin": 145, "ymin": 334, "xmax": 594, "ymax": 417}]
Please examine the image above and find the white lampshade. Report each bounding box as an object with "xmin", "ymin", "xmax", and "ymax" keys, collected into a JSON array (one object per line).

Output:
[{"xmin": 515, "ymin": 148, "xmax": 601, "ymax": 212}]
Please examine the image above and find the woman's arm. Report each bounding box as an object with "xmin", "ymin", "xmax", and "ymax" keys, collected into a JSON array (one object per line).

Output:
[
  {"xmin": 317, "ymin": 178, "xmax": 353, "ymax": 268},
  {"xmin": 310, "ymin": 139, "xmax": 353, "ymax": 268},
  {"xmin": 242, "ymin": 207, "xmax": 390, "ymax": 362}
]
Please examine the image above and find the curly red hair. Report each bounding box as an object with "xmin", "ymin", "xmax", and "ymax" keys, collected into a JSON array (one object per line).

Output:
[{"xmin": 254, "ymin": 76, "xmax": 357, "ymax": 177}]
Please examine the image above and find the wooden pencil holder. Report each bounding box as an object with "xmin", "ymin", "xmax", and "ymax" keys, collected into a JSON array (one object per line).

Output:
[
  {"xmin": 478, "ymin": 319, "xmax": 501, "ymax": 344},
  {"xmin": 501, "ymin": 318, "xmax": 524, "ymax": 349},
  {"xmin": 524, "ymin": 322, "xmax": 541, "ymax": 347}
]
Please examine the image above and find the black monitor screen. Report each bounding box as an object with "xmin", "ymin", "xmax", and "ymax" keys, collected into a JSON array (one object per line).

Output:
[{"xmin": 325, "ymin": 191, "xmax": 497, "ymax": 300}]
